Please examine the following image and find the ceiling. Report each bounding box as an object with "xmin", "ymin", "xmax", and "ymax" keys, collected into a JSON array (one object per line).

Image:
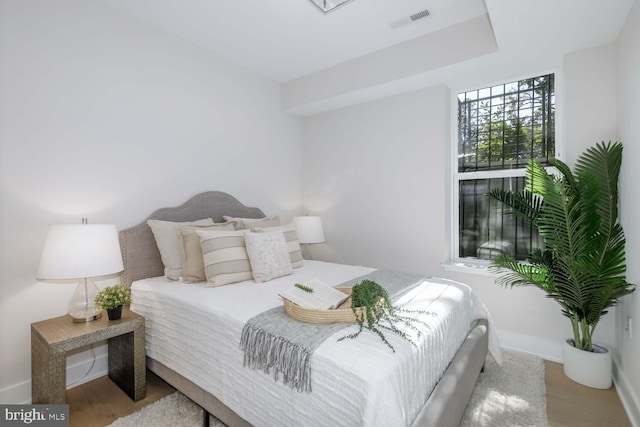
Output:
[
  {"xmin": 101, "ymin": 0, "xmax": 635, "ymax": 110},
  {"xmin": 487, "ymin": 0, "xmax": 634, "ymax": 62},
  {"xmin": 101, "ymin": 0, "xmax": 488, "ymax": 82}
]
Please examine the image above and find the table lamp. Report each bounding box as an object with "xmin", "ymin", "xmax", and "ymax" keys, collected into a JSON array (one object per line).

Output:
[
  {"xmin": 293, "ymin": 216, "xmax": 325, "ymax": 259},
  {"xmin": 37, "ymin": 219, "xmax": 124, "ymax": 322}
]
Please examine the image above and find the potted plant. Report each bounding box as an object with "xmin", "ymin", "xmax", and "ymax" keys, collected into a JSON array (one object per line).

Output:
[
  {"xmin": 488, "ymin": 141, "xmax": 634, "ymax": 389},
  {"xmin": 95, "ymin": 284, "xmax": 132, "ymax": 320}
]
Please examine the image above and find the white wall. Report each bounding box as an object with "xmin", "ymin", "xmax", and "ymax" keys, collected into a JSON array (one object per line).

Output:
[
  {"xmin": 616, "ymin": 1, "xmax": 640, "ymax": 424},
  {"xmin": 302, "ymin": 86, "xmax": 449, "ymax": 273},
  {"xmin": 0, "ymin": 0, "xmax": 301, "ymax": 403},
  {"xmin": 563, "ymin": 44, "xmax": 618, "ymax": 165},
  {"xmin": 301, "ymin": 45, "xmax": 622, "ymax": 364}
]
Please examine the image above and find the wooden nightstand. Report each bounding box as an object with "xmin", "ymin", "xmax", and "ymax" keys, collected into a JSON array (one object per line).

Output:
[{"xmin": 31, "ymin": 307, "xmax": 146, "ymax": 404}]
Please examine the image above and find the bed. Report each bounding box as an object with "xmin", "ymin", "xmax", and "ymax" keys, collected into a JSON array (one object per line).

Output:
[{"xmin": 119, "ymin": 191, "xmax": 499, "ymax": 427}]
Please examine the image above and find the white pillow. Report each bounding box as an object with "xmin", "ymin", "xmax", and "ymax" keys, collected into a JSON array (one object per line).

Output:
[
  {"xmin": 147, "ymin": 218, "xmax": 214, "ymax": 280},
  {"xmin": 245, "ymin": 231, "xmax": 293, "ymax": 283},
  {"xmin": 253, "ymin": 223, "xmax": 304, "ymax": 268},
  {"xmin": 197, "ymin": 229, "xmax": 253, "ymax": 287}
]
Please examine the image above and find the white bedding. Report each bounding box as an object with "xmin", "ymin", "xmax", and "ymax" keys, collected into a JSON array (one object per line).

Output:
[{"xmin": 131, "ymin": 260, "xmax": 500, "ymax": 427}]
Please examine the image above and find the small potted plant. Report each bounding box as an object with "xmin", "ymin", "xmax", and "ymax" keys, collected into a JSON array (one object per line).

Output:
[{"xmin": 95, "ymin": 284, "xmax": 132, "ymax": 320}]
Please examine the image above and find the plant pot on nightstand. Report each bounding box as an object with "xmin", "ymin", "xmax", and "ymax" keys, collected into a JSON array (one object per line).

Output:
[
  {"xmin": 563, "ymin": 339, "xmax": 612, "ymax": 389},
  {"xmin": 107, "ymin": 305, "xmax": 123, "ymax": 320}
]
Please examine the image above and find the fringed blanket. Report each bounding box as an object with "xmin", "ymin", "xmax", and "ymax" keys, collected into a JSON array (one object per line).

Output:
[{"xmin": 239, "ymin": 270, "xmax": 428, "ymax": 392}]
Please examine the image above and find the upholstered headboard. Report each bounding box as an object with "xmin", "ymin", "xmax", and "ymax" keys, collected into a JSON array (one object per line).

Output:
[{"xmin": 119, "ymin": 191, "xmax": 265, "ymax": 287}]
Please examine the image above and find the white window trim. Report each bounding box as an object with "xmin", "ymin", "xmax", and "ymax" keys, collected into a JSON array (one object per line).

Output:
[{"xmin": 443, "ymin": 69, "xmax": 564, "ymax": 275}]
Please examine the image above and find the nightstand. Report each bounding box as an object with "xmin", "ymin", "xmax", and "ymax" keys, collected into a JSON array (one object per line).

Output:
[{"xmin": 31, "ymin": 307, "xmax": 146, "ymax": 404}]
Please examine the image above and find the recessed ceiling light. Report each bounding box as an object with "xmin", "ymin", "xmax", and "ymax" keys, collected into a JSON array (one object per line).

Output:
[{"xmin": 309, "ymin": 0, "xmax": 356, "ymax": 13}]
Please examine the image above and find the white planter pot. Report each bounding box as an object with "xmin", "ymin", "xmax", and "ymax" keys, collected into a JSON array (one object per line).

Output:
[{"xmin": 563, "ymin": 339, "xmax": 612, "ymax": 389}]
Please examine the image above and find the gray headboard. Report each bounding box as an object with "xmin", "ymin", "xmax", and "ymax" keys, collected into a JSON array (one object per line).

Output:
[{"xmin": 119, "ymin": 191, "xmax": 265, "ymax": 287}]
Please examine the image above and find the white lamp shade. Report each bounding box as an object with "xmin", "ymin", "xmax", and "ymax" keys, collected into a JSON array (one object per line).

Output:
[
  {"xmin": 37, "ymin": 224, "xmax": 124, "ymax": 280},
  {"xmin": 293, "ymin": 216, "xmax": 325, "ymax": 244}
]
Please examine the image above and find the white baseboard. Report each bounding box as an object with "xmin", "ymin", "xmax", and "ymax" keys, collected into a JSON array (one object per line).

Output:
[
  {"xmin": 65, "ymin": 352, "xmax": 108, "ymax": 390},
  {"xmin": 0, "ymin": 379, "xmax": 32, "ymax": 405},
  {"xmin": 613, "ymin": 358, "xmax": 640, "ymax": 427},
  {"xmin": 0, "ymin": 352, "xmax": 108, "ymax": 404},
  {"xmin": 496, "ymin": 328, "xmax": 563, "ymax": 363}
]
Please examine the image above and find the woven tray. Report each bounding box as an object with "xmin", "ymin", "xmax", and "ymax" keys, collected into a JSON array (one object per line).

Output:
[{"xmin": 283, "ymin": 287, "xmax": 366, "ymax": 324}]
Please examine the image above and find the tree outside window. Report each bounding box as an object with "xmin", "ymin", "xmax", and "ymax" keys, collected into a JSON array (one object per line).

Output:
[{"xmin": 456, "ymin": 74, "xmax": 555, "ymax": 261}]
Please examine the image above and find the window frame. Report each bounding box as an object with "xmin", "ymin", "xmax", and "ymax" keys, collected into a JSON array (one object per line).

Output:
[{"xmin": 445, "ymin": 70, "xmax": 564, "ymax": 273}]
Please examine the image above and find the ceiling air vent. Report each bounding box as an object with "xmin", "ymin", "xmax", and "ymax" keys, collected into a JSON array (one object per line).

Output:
[
  {"xmin": 410, "ymin": 9, "xmax": 431, "ymax": 21},
  {"xmin": 390, "ymin": 9, "xmax": 431, "ymax": 29}
]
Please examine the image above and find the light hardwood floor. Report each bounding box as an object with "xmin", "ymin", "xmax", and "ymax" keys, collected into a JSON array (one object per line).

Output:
[
  {"xmin": 66, "ymin": 372, "xmax": 174, "ymax": 427},
  {"xmin": 67, "ymin": 360, "xmax": 631, "ymax": 427},
  {"xmin": 545, "ymin": 361, "xmax": 631, "ymax": 427}
]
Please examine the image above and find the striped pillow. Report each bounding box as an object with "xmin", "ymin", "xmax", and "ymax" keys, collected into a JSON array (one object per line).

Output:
[
  {"xmin": 253, "ymin": 223, "xmax": 304, "ymax": 268},
  {"xmin": 196, "ymin": 229, "xmax": 252, "ymax": 287},
  {"xmin": 180, "ymin": 223, "xmax": 236, "ymax": 283}
]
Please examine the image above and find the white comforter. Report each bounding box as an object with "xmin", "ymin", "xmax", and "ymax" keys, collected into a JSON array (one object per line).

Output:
[{"xmin": 131, "ymin": 261, "xmax": 500, "ymax": 427}]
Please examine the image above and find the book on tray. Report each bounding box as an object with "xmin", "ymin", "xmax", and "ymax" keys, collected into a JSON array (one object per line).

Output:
[{"xmin": 279, "ymin": 279, "xmax": 349, "ymax": 310}]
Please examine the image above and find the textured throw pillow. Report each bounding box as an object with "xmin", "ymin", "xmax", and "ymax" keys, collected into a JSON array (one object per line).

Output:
[
  {"xmin": 180, "ymin": 223, "xmax": 236, "ymax": 283},
  {"xmin": 147, "ymin": 218, "xmax": 214, "ymax": 280},
  {"xmin": 196, "ymin": 229, "xmax": 252, "ymax": 287},
  {"xmin": 245, "ymin": 231, "xmax": 293, "ymax": 283},
  {"xmin": 253, "ymin": 223, "xmax": 304, "ymax": 268},
  {"xmin": 223, "ymin": 215, "xmax": 281, "ymax": 230}
]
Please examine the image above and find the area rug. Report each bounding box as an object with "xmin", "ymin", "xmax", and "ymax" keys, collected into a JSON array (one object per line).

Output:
[
  {"xmin": 460, "ymin": 349, "xmax": 547, "ymax": 427},
  {"xmin": 108, "ymin": 350, "xmax": 546, "ymax": 427}
]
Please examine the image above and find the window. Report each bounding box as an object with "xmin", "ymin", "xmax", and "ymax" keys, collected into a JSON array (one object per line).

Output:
[{"xmin": 454, "ymin": 74, "xmax": 555, "ymax": 263}]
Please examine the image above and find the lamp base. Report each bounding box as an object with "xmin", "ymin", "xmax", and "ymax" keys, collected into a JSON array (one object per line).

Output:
[
  {"xmin": 302, "ymin": 243, "xmax": 313, "ymax": 260},
  {"xmin": 68, "ymin": 278, "xmax": 102, "ymax": 323},
  {"xmin": 70, "ymin": 308, "xmax": 102, "ymax": 323}
]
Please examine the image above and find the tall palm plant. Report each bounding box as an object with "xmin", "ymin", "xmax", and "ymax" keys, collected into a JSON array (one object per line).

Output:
[{"xmin": 488, "ymin": 141, "xmax": 634, "ymax": 352}]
